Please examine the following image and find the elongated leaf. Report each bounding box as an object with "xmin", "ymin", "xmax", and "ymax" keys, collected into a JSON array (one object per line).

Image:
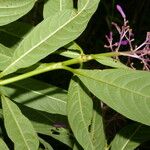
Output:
[
  {"xmin": 90, "ymin": 100, "xmax": 106, "ymax": 150},
  {"xmin": 111, "ymin": 123, "xmax": 150, "ymax": 150},
  {"xmin": 2, "ymin": 78, "xmax": 67, "ymax": 115},
  {"xmin": 76, "ymin": 69, "xmax": 150, "ymax": 126},
  {"xmin": 1, "ymin": 95, "xmax": 39, "ymax": 150},
  {"xmin": 19, "ymin": 105, "xmax": 73, "ymax": 148},
  {"xmin": 0, "ymin": 44, "xmax": 13, "ymax": 70},
  {"xmin": 44, "ymin": 0, "xmax": 73, "ymax": 18},
  {"xmin": 95, "ymin": 56, "xmax": 129, "ymax": 69},
  {"xmin": 0, "ymin": 138, "xmax": 9, "ymax": 150},
  {"xmin": 0, "ymin": 0, "xmax": 36, "ymax": 26},
  {"xmin": 67, "ymin": 78, "xmax": 94, "ymax": 150},
  {"xmin": 1, "ymin": 0, "xmax": 100, "ymax": 77}
]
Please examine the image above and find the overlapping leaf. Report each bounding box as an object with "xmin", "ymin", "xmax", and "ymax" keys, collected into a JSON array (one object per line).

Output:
[
  {"xmin": 67, "ymin": 78, "xmax": 94, "ymax": 150},
  {"xmin": 0, "ymin": 0, "xmax": 36, "ymax": 26},
  {"xmin": 44, "ymin": 0, "xmax": 73, "ymax": 18},
  {"xmin": 19, "ymin": 105, "xmax": 73, "ymax": 148},
  {"xmin": 2, "ymin": 78, "xmax": 67, "ymax": 115},
  {"xmin": 0, "ymin": 138, "xmax": 9, "ymax": 150},
  {"xmin": 76, "ymin": 69, "xmax": 150, "ymax": 125},
  {"xmin": 1, "ymin": 95, "xmax": 39, "ymax": 150},
  {"xmin": 90, "ymin": 100, "xmax": 106, "ymax": 150},
  {"xmin": 111, "ymin": 123, "xmax": 150, "ymax": 150},
  {"xmin": 0, "ymin": 0, "xmax": 100, "ymax": 77}
]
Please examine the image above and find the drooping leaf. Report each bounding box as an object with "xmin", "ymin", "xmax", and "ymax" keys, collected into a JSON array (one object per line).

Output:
[
  {"xmin": 2, "ymin": 78, "xmax": 67, "ymax": 115},
  {"xmin": 44, "ymin": 0, "xmax": 73, "ymax": 18},
  {"xmin": 1, "ymin": 95, "xmax": 39, "ymax": 150},
  {"xmin": 0, "ymin": 0, "xmax": 36, "ymax": 26},
  {"xmin": 0, "ymin": 21, "xmax": 33, "ymax": 48},
  {"xmin": 76, "ymin": 69, "xmax": 150, "ymax": 126},
  {"xmin": 90, "ymin": 99, "xmax": 107, "ymax": 150},
  {"xmin": 67, "ymin": 77, "xmax": 94, "ymax": 150},
  {"xmin": 111, "ymin": 123, "xmax": 150, "ymax": 150},
  {"xmin": 0, "ymin": 0, "xmax": 100, "ymax": 77},
  {"xmin": 95, "ymin": 56, "xmax": 129, "ymax": 69},
  {"xmin": 0, "ymin": 138, "xmax": 9, "ymax": 150},
  {"xmin": 19, "ymin": 105, "xmax": 73, "ymax": 148},
  {"xmin": 39, "ymin": 137, "xmax": 53, "ymax": 150}
]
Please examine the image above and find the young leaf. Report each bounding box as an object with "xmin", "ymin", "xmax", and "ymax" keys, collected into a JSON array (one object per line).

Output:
[
  {"xmin": 90, "ymin": 100, "xmax": 107, "ymax": 150},
  {"xmin": 0, "ymin": 0, "xmax": 36, "ymax": 26},
  {"xmin": 0, "ymin": 0, "xmax": 100, "ymax": 77},
  {"xmin": 2, "ymin": 78, "xmax": 67, "ymax": 115},
  {"xmin": 0, "ymin": 138, "xmax": 9, "ymax": 150},
  {"xmin": 95, "ymin": 56, "xmax": 129, "ymax": 69},
  {"xmin": 1, "ymin": 95, "xmax": 39, "ymax": 150},
  {"xmin": 76, "ymin": 69, "xmax": 150, "ymax": 126},
  {"xmin": 111, "ymin": 123, "xmax": 150, "ymax": 150},
  {"xmin": 44, "ymin": 0, "xmax": 73, "ymax": 18},
  {"xmin": 67, "ymin": 77, "xmax": 94, "ymax": 150}
]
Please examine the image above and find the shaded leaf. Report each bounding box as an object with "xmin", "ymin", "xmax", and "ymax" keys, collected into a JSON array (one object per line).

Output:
[
  {"xmin": 2, "ymin": 78, "xmax": 67, "ymax": 115},
  {"xmin": 19, "ymin": 105, "xmax": 73, "ymax": 148},
  {"xmin": 67, "ymin": 78, "xmax": 94, "ymax": 150},
  {"xmin": 111, "ymin": 123, "xmax": 150, "ymax": 150},
  {"xmin": 0, "ymin": 0, "xmax": 36, "ymax": 26},
  {"xmin": 76, "ymin": 69, "xmax": 150, "ymax": 125},
  {"xmin": 1, "ymin": 95, "xmax": 39, "ymax": 150},
  {"xmin": 1, "ymin": 0, "xmax": 100, "ymax": 77}
]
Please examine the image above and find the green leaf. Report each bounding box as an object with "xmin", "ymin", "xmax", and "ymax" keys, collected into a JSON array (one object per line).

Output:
[
  {"xmin": 1, "ymin": 0, "xmax": 100, "ymax": 77},
  {"xmin": 0, "ymin": 138, "xmax": 9, "ymax": 150},
  {"xmin": 1, "ymin": 95, "xmax": 39, "ymax": 150},
  {"xmin": 95, "ymin": 56, "xmax": 129, "ymax": 69},
  {"xmin": 0, "ymin": 0, "xmax": 36, "ymax": 26},
  {"xmin": 44, "ymin": 0, "xmax": 73, "ymax": 18},
  {"xmin": 67, "ymin": 77, "xmax": 94, "ymax": 150},
  {"xmin": 19, "ymin": 105, "xmax": 73, "ymax": 148},
  {"xmin": 111, "ymin": 123, "xmax": 150, "ymax": 150},
  {"xmin": 2, "ymin": 78, "xmax": 67, "ymax": 115},
  {"xmin": 76, "ymin": 69, "xmax": 150, "ymax": 126},
  {"xmin": 57, "ymin": 42, "xmax": 82, "ymax": 58},
  {"xmin": 39, "ymin": 137, "xmax": 53, "ymax": 150},
  {"xmin": 90, "ymin": 100, "xmax": 107, "ymax": 150},
  {"xmin": 0, "ymin": 44, "xmax": 13, "ymax": 70}
]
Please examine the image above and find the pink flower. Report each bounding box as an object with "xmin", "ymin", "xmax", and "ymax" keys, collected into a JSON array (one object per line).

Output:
[{"xmin": 116, "ymin": 5, "xmax": 126, "ymax": 19}]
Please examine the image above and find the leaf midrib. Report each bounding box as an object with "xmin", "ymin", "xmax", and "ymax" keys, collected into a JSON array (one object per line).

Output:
[
  {"xmin": 4, "ymin": 96, "xmax": 31, "ymax": 150},
  {"xmin": 2, "ymin": 0, "xmax": 90, "ymax": 75}
]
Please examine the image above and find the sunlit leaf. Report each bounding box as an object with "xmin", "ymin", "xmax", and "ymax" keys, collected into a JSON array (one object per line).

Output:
[
  {"xmin": 39, "ymin": 137, "xmax": 53, "ymax": 150},
  {"xmin": 0, "ymin": 0, "xmax": 36, "ymax": 26},
  {"xmin": 111, "ymin": 123, "xmax": 150, "ymax": 150},
  {"xmin": 1, "ymin": 95, "xmax": 39, "ymax": 150},
  {"xmin": 0, "ymin": 0, "xmax": 100, "ymax": 77},
  {"xmin": 76, "ymin": 69, "xmax": 150, "ymax": 125},
  {"xmin": 0, "ymin": 138, "xmax": 9, "ymax": 150},
  {"xmin": 67, "ymin": 77, "xmax": 94, "ymax": 150},
  {"xmin": 44, "ymin": 0, "xmax": 73, "ymax": 18}
]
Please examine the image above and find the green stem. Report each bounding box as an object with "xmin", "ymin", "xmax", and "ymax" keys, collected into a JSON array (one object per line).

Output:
[{"xmin": 0, "ymin": 51, "xmax": 123, "ymax": 86}]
